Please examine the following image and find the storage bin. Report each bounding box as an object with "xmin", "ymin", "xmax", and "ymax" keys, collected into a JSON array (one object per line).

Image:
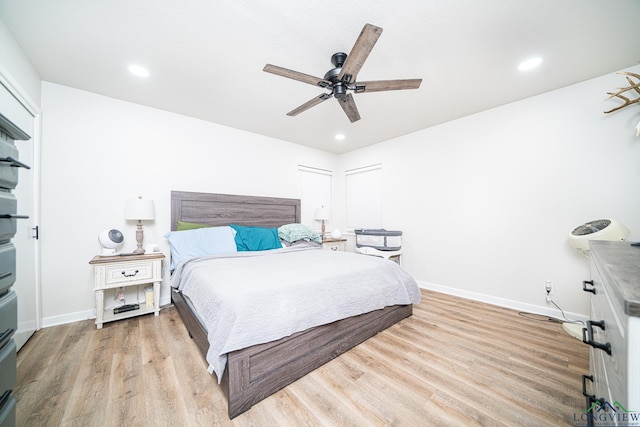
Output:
[{"xmin": 355, "ymin": 229, "xmax": 402, "ymax": 251}]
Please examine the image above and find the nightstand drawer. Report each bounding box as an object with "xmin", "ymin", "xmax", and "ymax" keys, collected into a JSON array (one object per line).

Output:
[
  {"xmin": 322, "ymin": 240, "xmax": 345, "ymax": 251},
  {"xmin": 104, "ymin": 261, "xmax": 154, "ymax": 285}
]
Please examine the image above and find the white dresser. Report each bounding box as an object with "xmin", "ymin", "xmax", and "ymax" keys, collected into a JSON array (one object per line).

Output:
[{"xmin": 581, "ymin": 241, "xmax": 640, "ymax": 424}]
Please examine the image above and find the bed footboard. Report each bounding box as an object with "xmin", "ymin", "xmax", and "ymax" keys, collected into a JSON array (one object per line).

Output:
[
  {"xmin": 221, "ymin": 304, "xmax": 412, "ymax": 418},
  {"xmin": 172, "ymin": 289, "xmax": 412, "ymax": 419}
]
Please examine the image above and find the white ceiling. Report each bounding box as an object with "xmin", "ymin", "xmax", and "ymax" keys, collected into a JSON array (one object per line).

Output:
[{"xmin": 1, "ymin": 1, "xmax": 639, "ymax": 154}]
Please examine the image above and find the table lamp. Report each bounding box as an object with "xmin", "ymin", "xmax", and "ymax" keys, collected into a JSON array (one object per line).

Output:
[
  {"xmin": 125, "ymin": 196, "xmax": 155, "ymax": 254},
  {"xmin": 315, "ymin": 205, "xmax": 330, "ymax": 241}
]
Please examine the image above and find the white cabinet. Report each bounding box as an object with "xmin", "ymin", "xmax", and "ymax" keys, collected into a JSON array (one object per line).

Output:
[{"xmin": 582, "ymin": 241, "xmax": 640, "ymax": 424}]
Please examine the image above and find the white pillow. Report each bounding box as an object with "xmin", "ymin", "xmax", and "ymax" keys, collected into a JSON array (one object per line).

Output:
[{"xmin": 164, "ymin": 226, "xmax": 237, "ymax": 270}]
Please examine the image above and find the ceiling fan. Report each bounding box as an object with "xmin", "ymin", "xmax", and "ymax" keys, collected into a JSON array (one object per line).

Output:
[{"xmin": 263, "ymin": 23, "xmax": 422, "ymax": 123}]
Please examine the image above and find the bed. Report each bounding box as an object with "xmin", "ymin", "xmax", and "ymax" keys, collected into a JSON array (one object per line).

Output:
[{"xmin": 169, "ymin": 191, "xmax": 419, "ymax": 418}]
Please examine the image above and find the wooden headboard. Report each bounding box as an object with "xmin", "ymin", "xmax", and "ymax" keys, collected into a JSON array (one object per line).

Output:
[{"xmin": 170, "ymin": 191, "xmax": 301, "ymax": 231}]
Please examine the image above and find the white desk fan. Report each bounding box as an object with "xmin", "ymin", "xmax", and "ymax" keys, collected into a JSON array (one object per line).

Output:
[
  {"xmin": 99, "ymin": 229, "xmax": 124, "ymax": 255},
  {"xmin": 568, "ymin": 219, "xmax": 630, "ymax": 255}
]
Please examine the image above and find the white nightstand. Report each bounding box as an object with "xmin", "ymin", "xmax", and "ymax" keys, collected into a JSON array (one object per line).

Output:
[
  {"xmin": 322, "ymin": 238, "xmax": 346, "ymax": 252},
  {"xmin": 89, "ymin": 253, "xmax": 164, "ymax": 329}
]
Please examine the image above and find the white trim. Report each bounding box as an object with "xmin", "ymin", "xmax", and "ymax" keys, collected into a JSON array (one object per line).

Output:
[
  {"xmin": 417, "ymin": 280, "xmax": 589, "ymax": 323},
  {"xmin": 345, "ymin": 163, "xmax": 382, "ymax": 175},
  {"xmin": 42, "ymin": 309, "xmax": 96, "ymax": 328},
  {"xmin": 297, "ymin": 165, "xmax": 333, "ymax": 175},
  {"xmin": 0, "ymin": 64, "xmax": 39, "ymax": 116},
  {"xmin": 41, "ymin": 295, "xmax": 173, "ymax": 328}
]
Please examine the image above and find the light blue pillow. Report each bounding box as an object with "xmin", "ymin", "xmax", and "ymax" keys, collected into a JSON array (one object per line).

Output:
[
  {"xmin": 230, "ymin": 224, "xmax": 281, "ymax": 251},
  {"xmin": 164, "ymin": 226, "xmax": 237, "ymax": 269}
]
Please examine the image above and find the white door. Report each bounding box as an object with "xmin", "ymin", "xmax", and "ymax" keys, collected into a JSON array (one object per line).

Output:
[
  {"xmin": 0, "ymin": 78, "xmax": 40, "ymax": 351},
  {"xmin": 13, "ymin": 131, "xmax": 39, "ymax": 350}
]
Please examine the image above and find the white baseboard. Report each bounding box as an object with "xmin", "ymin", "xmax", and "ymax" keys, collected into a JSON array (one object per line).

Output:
[
  {"xmin": 417, "ymin": 280, "xmax": 589, "ymax": 324},
  {"xmin": 41, "ymin": 295, "xmax": 173, "ymax": 329},
  {"xmin": 42, "ymin": 309, "xmax": 96, "ymax": 328}
]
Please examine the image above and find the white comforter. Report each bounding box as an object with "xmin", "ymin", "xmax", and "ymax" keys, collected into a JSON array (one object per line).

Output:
[{"xmin": 171, "ymin": 246, "xmax": 420, "ymax": 382}]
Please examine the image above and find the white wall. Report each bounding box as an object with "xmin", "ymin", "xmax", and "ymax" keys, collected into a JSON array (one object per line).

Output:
[
  {"xmin": 337, "ymin": 65, "xmax": 640, "ymax": 319},
  {"xmin": 39, "ymin": 82, "xmax": 337, "ymax": 325},
  {"xmin": 0, "ymin": 18, "xmax": 40, "ymax": 106}
]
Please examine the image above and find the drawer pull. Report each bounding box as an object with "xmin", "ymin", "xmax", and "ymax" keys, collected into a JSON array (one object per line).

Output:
[
  {"xmin": 0, "ymin": 156, "xmax": 31, "ymax": 169},
  {"xmin": 121, "ymin": 269, "xmax": 139, "ymax": 278},
  {"xmin": 0, "ymin": 214, "xmax": 29, "ymax": 219},
  {"xmin": 581, "ymin": 374, "xmax": 594, "ymax": 397},
  {"xmin": 0, "ymin": 328, "xmax": 15, "ymax": 346},
  {"xmin": 582, "ymin": 320, "xmax": 612, "ymax": 355},
  {"xmin": 582, "ymin": 280, "xmax": 596, "ymax": 294},
  {"xmin": 0, "ymin": 271, "xmax": 12, "ymax": 281}
]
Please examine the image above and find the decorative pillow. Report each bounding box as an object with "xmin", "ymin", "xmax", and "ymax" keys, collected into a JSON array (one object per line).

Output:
[
  {"xmin": 230, "ymin": 224, "xmax": 281, "ymax": 251},
  {"xmin": 164, "ymin": 226, "xmax": 237, "ymax": 269},
  {"xmin": 177, "ymin": 220, "xmax": 212, "ymax": 231},
  {"xmin": 278, "ymin": 223, "xmax": 321, "ymax": 243}
]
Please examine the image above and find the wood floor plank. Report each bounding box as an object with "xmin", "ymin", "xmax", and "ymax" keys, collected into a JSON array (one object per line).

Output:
[{"xmin": 15, "ymin": 289, "xmax": 589, "ymax": 426}]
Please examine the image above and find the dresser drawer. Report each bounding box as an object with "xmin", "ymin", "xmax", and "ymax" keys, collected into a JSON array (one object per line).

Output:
[
  {"xmin": 0, "ymin": 390, "xmax": 16, "ymax": 427},
  {"xmin": 589, "ymin": 250, "xmax": 629, "ymax": 406},
  {"xmin": 0, "ymin": 244, "xmax": 15, "ymax": 296},
  {"xmin": 0, "ymin": 291, "xmax": 16, "ymax": 349},
  {"xmin": 590, "ymin": 347, "xmax": 612, "ymax": 404},
  {"xmin": 0, "ymin": 138, "xmax": 18, "ymax": 191},
  {"xmin": 0, "ymin": 340, "xmax": 16, "ymax": 395},
  {"xmin": 0, "ymin": 192, "xmax": 16, "ymax": 244},
  {"xmin": 103, "ymin": 260, "xmax": 155, "ymax": 286}
]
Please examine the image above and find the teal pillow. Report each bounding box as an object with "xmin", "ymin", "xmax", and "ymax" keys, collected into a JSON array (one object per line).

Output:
[{"xmin": 230, "ymin": 224, "xmax": 282, "ymax": 251}]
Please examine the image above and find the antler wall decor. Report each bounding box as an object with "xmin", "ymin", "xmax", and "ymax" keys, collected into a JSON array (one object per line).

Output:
[{"xmin": 604, "ymin": 71, "xmax": 640, "ymax": 136}]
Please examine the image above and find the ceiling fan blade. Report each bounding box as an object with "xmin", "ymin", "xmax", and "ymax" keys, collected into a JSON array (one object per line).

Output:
[
  {"xmin": 287, "ymin": 93, "xmax": 333, "ymax": 116},
  {"xmin": 264, "ymin": 64, "xmax": 332, "ymax": 89},
  {"xmin": 355, "ymin": 79, "xmax": 422, "ymax": 93},
  {"xmin": 338, "ymin": 94, "xmax": 361, "ymax": 123},
  {"xmin": 337, "ymin": 23, "xmax": 383, "ymax": 83}
]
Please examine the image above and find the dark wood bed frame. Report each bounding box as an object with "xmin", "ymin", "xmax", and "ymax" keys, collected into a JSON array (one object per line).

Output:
[{"xmin": 170, "ymin": 191, "xmax": 413, "ymax": 418}]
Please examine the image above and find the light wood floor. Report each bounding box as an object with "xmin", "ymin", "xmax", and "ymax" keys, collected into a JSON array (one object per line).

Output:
[{"xmin": 16, "ymin": 289, "xmax": 588, "ymax": 426}]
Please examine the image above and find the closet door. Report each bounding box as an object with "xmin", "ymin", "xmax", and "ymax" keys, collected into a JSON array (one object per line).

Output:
[
  {"xmin": 0, "ymin": 81, "xmax": 39, "ymax": 351},
  {"xmin": 13, "ymin": 134, "xmax": 37, "ymax": 350}
]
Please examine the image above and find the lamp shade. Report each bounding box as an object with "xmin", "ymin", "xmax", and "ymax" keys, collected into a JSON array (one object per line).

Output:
[
  {"xmin": 125, "ymin": 197, "xmax": 155, "ymax": 221},
  {"xmin": 315, "ymin": 205, "xmax": 330, "ymax": 221}
]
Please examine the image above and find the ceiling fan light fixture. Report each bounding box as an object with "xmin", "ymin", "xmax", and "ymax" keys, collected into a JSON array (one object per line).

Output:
[{"xmin": 518, "ymin": 57, "xmax": 543, "ymax": 71}]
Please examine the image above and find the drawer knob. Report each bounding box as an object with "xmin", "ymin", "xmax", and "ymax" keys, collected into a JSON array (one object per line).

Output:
[
  {"xmin": 582, "ymin": 320, "xmax": 612, "ymax": 355},
  {"xmin": 121, "ymin": 269, "xmax": 139, "ymax": 278},
  {"xmin": 582, "ymin": 280, "xmax": 596, "ymax": 294}
]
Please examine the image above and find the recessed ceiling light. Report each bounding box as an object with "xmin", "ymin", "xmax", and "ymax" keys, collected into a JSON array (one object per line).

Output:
[
  {"xmin": 128, "ymin": 64, "xmax": 150, "ymax": 78},
  {"xmin": 518, "ymin": 57, "xmax": 543, "ymax": 71},
  {"xmin": 335, "ymin": 134, "xmax": 346, "ymax": 141}
]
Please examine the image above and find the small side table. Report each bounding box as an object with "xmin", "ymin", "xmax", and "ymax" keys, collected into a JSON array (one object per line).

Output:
[{"xmin": 89, "ymin": 253, "xmax": 164, "ymax": 329}]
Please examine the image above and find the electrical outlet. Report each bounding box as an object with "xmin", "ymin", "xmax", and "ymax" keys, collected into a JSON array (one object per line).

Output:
[{"xmin": 545, "ymin": 280, "xmax": 552, "ymax": 302}]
